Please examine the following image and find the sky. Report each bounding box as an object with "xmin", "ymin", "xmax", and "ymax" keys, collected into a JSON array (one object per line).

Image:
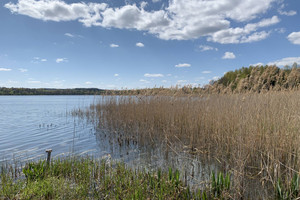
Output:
[{"xmin": 0, "ymin": 0, "xmax": 300, "ymax": 89}]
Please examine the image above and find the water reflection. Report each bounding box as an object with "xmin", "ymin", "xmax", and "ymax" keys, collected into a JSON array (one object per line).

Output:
[{"xmin": 92, "ymin": 126, "xmax": 218, "ymax": 189}]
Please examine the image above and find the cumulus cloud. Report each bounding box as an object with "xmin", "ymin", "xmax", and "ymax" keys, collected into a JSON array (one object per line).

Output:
[
  {"xmin": 85, "ymin": 81, "xmax": 92, "ymax": 84},
  {"xmin": 56, "ymin": 58, "xmax": 68, "ymax": 63},
  {"xmin": 0, "ymin": 68, "xmax": 12, "ymax": 71},
  {"xmin": 110, "ymin": 44, "xmax": 119, "ymax": 48},
  {"xmin": 222, "ymin": 52, "xmax": 236, "ymax": 59},
  {"xmin": 175, "ymin": 63, "xmax": 191, "ymax": 68},
  {"xmin": 4, "ymin": 0, "xmax": 278, "ymax": 43},
  {"xmin": 5, "ymin": 0, "xmax": 107, "ymax": 27},
  {"xmin": 208, "ymin": 16, "xmax": 279, "ymax": 44},
  {"xmin": 114, "ymin": 73, "xmax": 119, "ymax": 77},
  {"xmin": 268, "ymin": 57, "xmax": 300, "ymax": 66},
  {"xmin": 136, "ymin": 42, "xmax": 144, "ymax": 47},
  {"xmin": 144, "ymin": 73, "xmax": 164, "ymax": 77},
  {"xmin": 202, "ymin": 71, "xmax": 212, "ymax": 74},
  {"xmin": 199, "ymin": 45, "xmax": 218, "ymax": 52},
  {"xmin": 287, "ymin": 32, "xmax": 300, "ymax": 45}
]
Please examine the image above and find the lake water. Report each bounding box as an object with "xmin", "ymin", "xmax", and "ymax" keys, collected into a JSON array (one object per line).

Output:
[
  {"xmin": 0, "ymin": 95, "xmax": 102, "ymax": 163},
  {"xmin": 0, "ymin": 95, "xmax": 214, "ymax": 188}
]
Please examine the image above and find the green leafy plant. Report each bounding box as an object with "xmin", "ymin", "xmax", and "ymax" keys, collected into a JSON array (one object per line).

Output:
[
  {"xmin": 276, "ymin": 173, "xmax": 299, "ymax": 200},
  {"xmin": 23, "ymin": 160, "xmax": 47, "ymax": 181},
  {"xmin": 211, "ymin": 171, "xmax": 231, "ymax": 198}
]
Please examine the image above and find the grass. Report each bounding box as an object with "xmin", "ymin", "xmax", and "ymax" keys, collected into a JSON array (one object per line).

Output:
[
  {"xmin": 0, "ymin": 157, "xmax": 231, "ymax": 199},
  {"xmin": 73, "ymin": 91, "xmax": 300, "ymax": 198}
]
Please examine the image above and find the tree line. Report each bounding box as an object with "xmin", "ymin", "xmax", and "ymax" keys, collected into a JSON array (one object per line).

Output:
[{"xmin": 0, "ymin": 88, "xmax": 105, "ymax": 95}]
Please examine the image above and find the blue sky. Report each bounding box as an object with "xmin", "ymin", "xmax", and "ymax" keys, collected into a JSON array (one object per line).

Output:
[{"xmin": 0, "ymin": 0, "xmax": 300, "ymax": 89}]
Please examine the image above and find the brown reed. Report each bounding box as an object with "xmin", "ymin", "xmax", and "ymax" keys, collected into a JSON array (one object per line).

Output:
[{"xmin": 77, "ymin": 91, "xmax": 300, "ymax": 198}]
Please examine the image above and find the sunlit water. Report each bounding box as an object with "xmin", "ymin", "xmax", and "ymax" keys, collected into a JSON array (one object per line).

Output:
[
  {"xmin": 0, "ymin": 95, "xmax": 215, "ymax": 188},
  {"xmin": 0, "ymin": 96, "xmax": 101, "ymax": 162}
]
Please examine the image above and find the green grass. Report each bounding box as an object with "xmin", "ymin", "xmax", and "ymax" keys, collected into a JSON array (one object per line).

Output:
[{"xmin": 0, "ymin": 157, "xmax": 232, "ymax": 200}]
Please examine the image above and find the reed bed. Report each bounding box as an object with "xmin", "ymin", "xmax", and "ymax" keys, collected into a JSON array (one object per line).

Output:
[{"xmin": 78, "ymin": 91, "xmax": 300, "ymax": 199}]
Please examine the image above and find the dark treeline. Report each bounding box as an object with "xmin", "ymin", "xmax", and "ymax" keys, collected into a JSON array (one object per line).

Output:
[{"xmin": 0, "ymin": 87, "xmax": 106, "ymax": 95}]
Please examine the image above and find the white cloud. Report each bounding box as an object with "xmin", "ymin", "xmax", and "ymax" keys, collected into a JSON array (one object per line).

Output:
[
  {"xmin": 268, "ymin": 57, "xmax": 300, "ymax": 66},
  {"xmin": 250, "ymin": 62, "xmax": 264, "ymax": 66},
  {"xmin": 222, "ymin": 52, "xmax": 236, "ymax": 59},
  {"xmin": 18, "ymin": 68, "xmax": 28, "ymax": 72},
  {"xmin": 5, "ymin": 0, "xmax": 278, "ymax": 42},
  {"xmin": 110, "ymin": 44, "xmax": 119, "ymax": 48},
  {"xmin": 140, "ymin": 1, "xmax": 148, "ymax": 9},
  {"xmin": 202, "ymin": 71, "xmax": 211, "ymax": 74},
  {"xmin": 114, "ymin": 73, "xmax": 119, "ymax": 77},
  {"xmin": 152, "ymin": 0, "xmax": 160, "ymax": 2},
  {"xmin": 5, "ymin": 0, "xmax": 107, "ymax": 27},
  {"xmin": 278, "ymin": 4, "xmax": 297, "ymax": 16},
  {"xmin": 287, "ymin": 32, "xmax": 300, "ymax": 45},
  {"xmin": 240, "ymin": 31, "xmax": 270, "ymax": 43},
  {"xmin": 208, "ymin": 16, "xmax": 279, "ymax": 44},
  {"xmin": 56, "ymin": 58, "xmax": 68, "ymax": 63},
  {"xmin": 139, "ymin": 79, "xmax": 150, "ymax": 83},
  {"xmin": 199, "ymin": 45, "xmax": 218, "ymax": 52},
  {"xmin": 162, "ymin": 80, "xmax": 167, "ymax": 83},
  {"xmin": 278, "ymin": 10, "xmax": 297, "ymax": 16},
  {"xmin": 136, "ymin": 42, "xmax": 144, "ymax": 47},
  {"xmin": 175, "ymin": 63, "xmax": 191, "ymax": 68},
  {"xmin": 144, "ymin": 73, "xmax": 164, "ymax": 77},
  {"xmin": 85, "ymin": 81, "xmax": 92, "ymax": 85},
  {"xmin": 166, "ymin": 74, "xmax": 172, "ymax": 76},
  {"xmin": 0, "ymin": 68, "xmax": 12, "ymax": 71},
  {"xmin": 32, "ymin": 57, "xmax": 47, "ymax": 63},
  {"xmin": 64, "ymin": 33, "xmax": 74, "ymax": 37}
]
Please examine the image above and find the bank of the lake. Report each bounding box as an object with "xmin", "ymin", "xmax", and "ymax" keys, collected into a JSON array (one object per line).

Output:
[{"xmin": 0, "ymin": 156, "xmax": 230, "ymax": 200}]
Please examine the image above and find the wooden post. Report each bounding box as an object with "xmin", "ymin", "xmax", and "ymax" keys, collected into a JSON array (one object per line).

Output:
[{"xmin": 46, "ymin": 149, "xmax": 52, "ymax": 165}]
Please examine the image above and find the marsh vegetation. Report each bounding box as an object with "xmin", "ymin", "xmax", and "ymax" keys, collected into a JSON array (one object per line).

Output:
[
  {"xmin": 74, "ymin": 91, "xmax": 300, "ymax": 199},
  {"xmin": 1, "ymin": 157, "xmax": 233, "ymax": 199}
]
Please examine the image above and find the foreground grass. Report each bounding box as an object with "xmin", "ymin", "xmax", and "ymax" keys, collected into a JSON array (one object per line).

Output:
[
  {"xmin": 0, "ymin": 157, "xmax": 233, "ymax": 200},
  {"xmin": 74, "ymin": 92, "xmax": 300, "ymax": 198}
]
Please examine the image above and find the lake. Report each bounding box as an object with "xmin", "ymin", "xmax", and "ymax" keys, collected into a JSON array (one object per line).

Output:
[{"xmin": 0, "ymin": 95, "xmax": 102, "ymax": 163}]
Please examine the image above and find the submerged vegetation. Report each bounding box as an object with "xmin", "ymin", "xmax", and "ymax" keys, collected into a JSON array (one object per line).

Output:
[{"xmin": 73, "ymin": 91, "xmax": 300, "ymax": 199}]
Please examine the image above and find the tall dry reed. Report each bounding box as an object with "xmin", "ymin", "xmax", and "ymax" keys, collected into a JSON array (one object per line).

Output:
[{"xmin": 78, "ymin": 92, "xmax": 300, "ymax": 198}]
